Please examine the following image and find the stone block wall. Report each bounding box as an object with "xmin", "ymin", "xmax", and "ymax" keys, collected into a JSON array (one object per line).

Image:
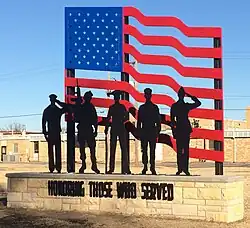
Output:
[{"xmin": 6, "ymin": 173, "xmax": 244, "ymax": 223}]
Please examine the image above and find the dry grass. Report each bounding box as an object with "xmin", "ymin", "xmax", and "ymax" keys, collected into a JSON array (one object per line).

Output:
[{"xmin": 0, "ymin": 162, "xmax": 249, "ymax": 227}]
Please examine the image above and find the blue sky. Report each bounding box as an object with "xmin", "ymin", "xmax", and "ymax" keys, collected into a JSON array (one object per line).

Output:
[{"xmin": 0, "ymin": 0, "xmax": 250, "ymax": 131}]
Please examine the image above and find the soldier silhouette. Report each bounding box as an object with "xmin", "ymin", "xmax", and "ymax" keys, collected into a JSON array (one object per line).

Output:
[
  {"xmin": 42, "ymin": 94, "xmax": 67, "ymax": 173},
  {"xmin": 137, "ymin": 88, "xmax": 161, "ymax": 175},
  {"xmin": 75, "ymin": 91, "xmax": 100, "ymax": 174},
  {"xmin": 55, "ymin": 89, "xmax": 100, "ymax": 174},
  {"xmin": 105, "ymin": 90, "xmax": 131, "ymax": 174},
  {"xmin": 170, "ymin": 87, "xmax": 201, "ymax": 176}
]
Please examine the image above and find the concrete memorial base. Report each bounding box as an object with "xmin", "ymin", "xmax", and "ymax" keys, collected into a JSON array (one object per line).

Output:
[{"xmin": 6, "ymin": 173, "xmax": 244, "ymax": 223}]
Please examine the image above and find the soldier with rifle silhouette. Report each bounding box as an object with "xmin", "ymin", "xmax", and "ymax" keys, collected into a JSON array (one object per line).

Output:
[
  {"xmin": 75, "ymin": 89, "xmax": 100, "ymax": 174},
  {"xmin": 170, "ymin": 87, "xmax": 201, "ymax": 176},
  {"xmin": 105, "ymin": 90, "xmax": 131, "ymax": 174},
  {"xmin": 42, "ymin": 94, "xmax": 67, "ymax": 173},
  {"xmin": 137, "ymin": 88, "xmax": 161, "ymax": 175}
]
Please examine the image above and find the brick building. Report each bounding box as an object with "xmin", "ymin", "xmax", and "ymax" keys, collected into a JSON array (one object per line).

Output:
[{"xmin": 0, "ymin": 128, "xmax": 139, "ymax": 165}]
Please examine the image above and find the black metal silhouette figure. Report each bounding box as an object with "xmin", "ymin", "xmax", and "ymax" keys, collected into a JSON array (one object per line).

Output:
[
  {"xmin": 137, "ymin": 88, "xmax": 161, "ymax": 175},
  {"xmin": 105, "ymin": 90, "xmax": 131, "ymax": 174},
  {"xmin": 54, "ymin": 94, "xmax": 77, "ymax": 174},
  {"xmin": 75, "ymin": 91, "xmax": 100, "ymax": 174},
  {"xmin": 55, "ymin": 88, "xmax": 100, "ymax": 174},
  {"xmin": 170, "ymin": 87, "xmax": 201, "ymax": 176},
  {"xmin": 42, "ymin": 94, "xmax": 67, "ymax": 173}
]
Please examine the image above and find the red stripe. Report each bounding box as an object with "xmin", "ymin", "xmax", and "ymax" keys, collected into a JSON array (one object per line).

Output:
[
  {"xmin": 124, "ymin": 122, "xmax": 224, "ymax": 162},
  {"xmin": 123, "ymin": 7, "xmax": 222, "ymax": 38},
  {"xmin": 124, "ymin": 44, "xmax": 222, "ymax": 79},
  {"xmin": 124, "ymin": 24, "xmax": 222, "ymax": 58},
  {"xmin": 159, "ymin": 135, "xmax": 224, "ymax": 162},
  {"xmin": 124, "ymin": 63, "xmax": 223, "ymax": 100},
  {"xmin": 65, "ymin": 78, "xmax": 223, "ymax": 120},
  {"xmin": 66, "ymin": 95, "xmax": 223, "ymax": 142},
  {"xmin": 191, "ymin": 128, "xmax": 223, "ymax": 141}
]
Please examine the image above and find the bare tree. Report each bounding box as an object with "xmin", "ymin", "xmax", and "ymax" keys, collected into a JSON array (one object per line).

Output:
[{"xmin": 0, "ymin": 122, "xmax": 26, "ymax": 133}]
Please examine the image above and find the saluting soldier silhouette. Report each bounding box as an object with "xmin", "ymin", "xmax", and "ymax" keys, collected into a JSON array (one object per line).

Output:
[
  {"xmin": 170, "ymin": 87, "xmax": 201, "ymax": 176},
  {"xmin": 137, "ymin": 88, "xmax": 161, "ymax": 175},
  {"xmin": 75, "ymin": 91, "xmax": 100, "ymax": 174},
  {"xmin": 105, "ymin": 90, "xmax": 131, "ymax": 174},
  {"xmin": 42, "ymin": 94, "xmax": 67, "ymax": 173}
]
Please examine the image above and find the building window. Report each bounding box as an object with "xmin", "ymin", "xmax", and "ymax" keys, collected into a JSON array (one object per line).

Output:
[
  {"xmin": 34, "ymin": 141, "xmax": 39, "ymax": 154},
  {"xmin": 1, "ymin": 146, "xmax": 6, "ymax": 162},
  {"xmin": 13, "ymin": 143, "xmax": 18, "ymax": 153},
  {"xmin": 209, "ymin": 140, "xmax": 215, "ymax": 150}
]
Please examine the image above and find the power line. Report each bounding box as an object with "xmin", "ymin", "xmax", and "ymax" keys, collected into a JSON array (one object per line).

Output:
[
  {"xmin": 159, "ymin": 94, "xmax": 250, "ymax": 99},
  {"xmin": 160, "ymin": 108, "xmax": 249, "ymax": 111},
  {"xmin": 0, "ymin": 64, "xmax": 61, "ymax": 78},
  {"xmin": 0, "ymin": 55, "xmax": 249, "ymax": 78},
  {"xmin": 0, "ymin": 68, "xmax": 61, "ymax": 81},
  {"xmin": 0, "ymin": 110, "xmax": 107, "ymax": 119},
  {"xmin": 225, "ymin": 95, "xmax": 250, "ymax": 98},
  {"xmin": 0, "ymin": 114, "xmax": 42, "ymax": 119},
  {"xmin": 0, "ymin": 108, "xmax": 248, "ymax": 120}
]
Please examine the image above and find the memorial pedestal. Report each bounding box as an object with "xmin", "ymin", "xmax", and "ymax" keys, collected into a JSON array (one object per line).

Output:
[{"xmin": 6, "ymin": 173, "xmax": 244, "ymax": 223}]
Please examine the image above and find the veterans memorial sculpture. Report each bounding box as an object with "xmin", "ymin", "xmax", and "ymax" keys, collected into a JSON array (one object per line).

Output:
[{"xmin": 42, "ymin": 6, "xmax": 224, "ymax": 176}]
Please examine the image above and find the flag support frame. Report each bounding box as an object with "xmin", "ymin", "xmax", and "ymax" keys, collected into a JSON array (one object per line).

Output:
[
  {"xmin": 66, "ymin": 69, "xmax": 76, "ymax": 173},
  {"xmin": 64, "ymin": 6, "xmax": 225, "ymax": 173},
  {"xmin": 121, "ymin": 15, "xmax": 130, "ymax": 173},
  {"xmin": 214, "ymin": 37, "xmax": 223, "ymax": 175}
]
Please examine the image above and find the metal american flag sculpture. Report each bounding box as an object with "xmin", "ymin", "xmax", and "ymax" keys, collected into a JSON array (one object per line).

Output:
[{"xmin": 64, "ymin": 6, "xmax": 224, "ymax": 174}]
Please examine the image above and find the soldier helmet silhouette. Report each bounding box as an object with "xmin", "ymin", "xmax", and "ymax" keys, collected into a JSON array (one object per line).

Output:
[
  {"xmin": 84, "ymin": 91, "xmax": 93, "ymax": 98},
  {"xmin": 83, "ymin": 91, "xmax": 93, "ymax": 102},
  {"xmin": 144, "ymin": 88, "xmax": 152, "ymax": 94},
  {"xmin": 178, "ymin": 87, "xmax": 185, "ymax": 99},
  {"xmin": 107, "ymin": 90, "xmax": 122, "ymax": 101},
  {"xmin": 144, "ymin": 88, "xmax": 152, "ymax": 100}
]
